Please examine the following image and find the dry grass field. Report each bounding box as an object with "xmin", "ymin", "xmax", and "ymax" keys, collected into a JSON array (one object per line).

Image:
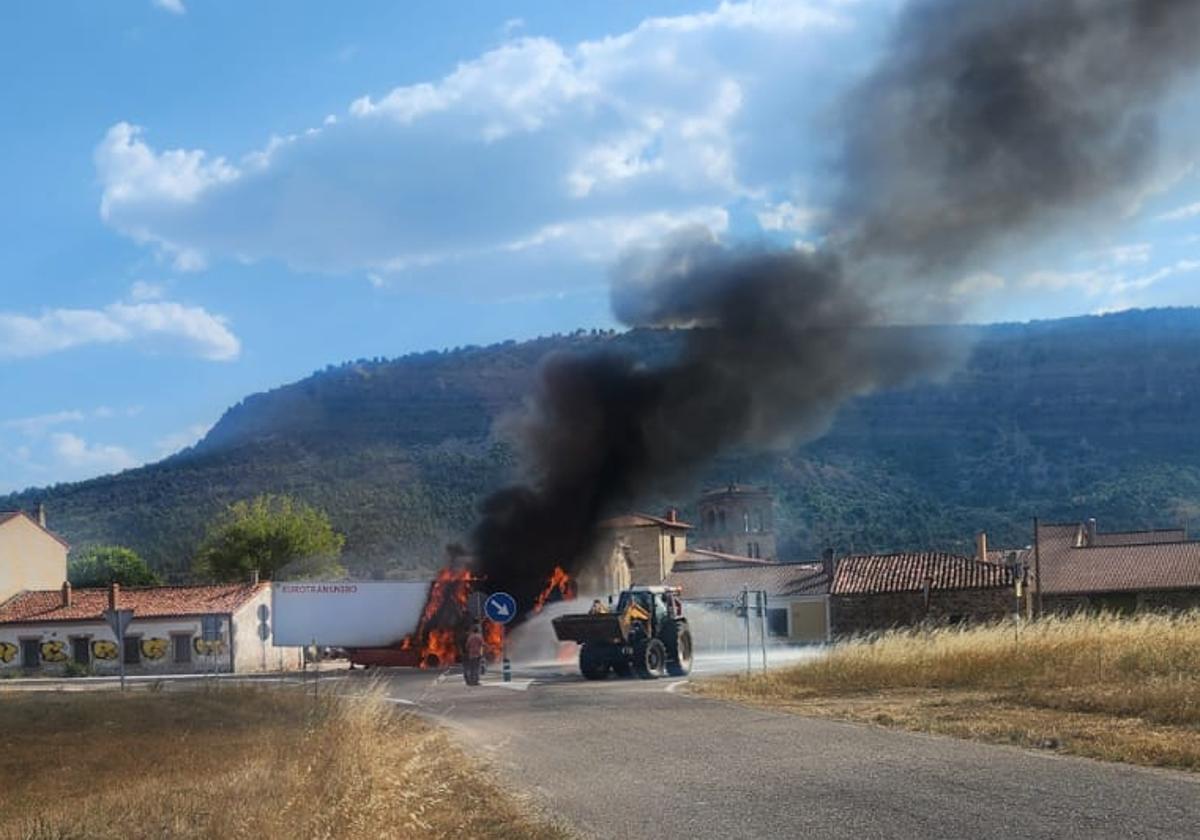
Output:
[
  {"xmin": 0, "ymin": 685, "xmax": 568, "ymax": 840},
  {"xmin": 700, "ymin": 612, "xmax": 1200, "ymax": 770}
]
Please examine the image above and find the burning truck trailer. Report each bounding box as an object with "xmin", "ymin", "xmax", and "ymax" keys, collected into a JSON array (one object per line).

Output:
[{"xmin": 271, "ymin": 565, "xmax": 581, "ymax": 671}]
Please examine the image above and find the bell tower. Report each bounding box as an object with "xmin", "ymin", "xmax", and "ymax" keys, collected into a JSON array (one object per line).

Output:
[{"xmin": 694, "ymin": 484, "xmax": 776, "ymax": 560}]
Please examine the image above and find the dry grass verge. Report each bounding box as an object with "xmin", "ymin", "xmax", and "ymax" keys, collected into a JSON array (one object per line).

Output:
[
  {"xmin": 699, "ymin": 612, "xmax": 1200, "ymax": 770},
  {"xmin": 0, "ymin": 685, "xmax": 568, "ymax": 840}
]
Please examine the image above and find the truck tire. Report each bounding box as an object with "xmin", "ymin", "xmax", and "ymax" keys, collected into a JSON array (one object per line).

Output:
[
  {"xmin": 579, "ymin": 644, "xmax": 610, "ymax": 680},
  {"xmin": 666, "ymin": 627, "xmax": 693, "ymax": 677},
  {"xmin": 634, "ymin": 638, "xmax": 666, "ymax": 679}
]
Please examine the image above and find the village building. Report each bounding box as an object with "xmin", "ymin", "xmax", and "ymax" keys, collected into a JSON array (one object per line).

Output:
[
  {"xmin": 693, "ymin": 484, "xmax": 777, "ymax": 560},
  {"xmin": 1033, "ymin": 519, "xmax": 1200, "ymax": 614},
  {"xmin": 585, "ymin": 491, "xmax": 834, "ymax": 644},
  {"xmin": 1, "ymin": 506, "xmax": 69, "ymax": 604},
  {"xmin": 0, "ymin": 581, "xmax": 303, "ymax": 675},
  {"xmin": 829, "ymin": 550, "xmax": 1023, "ymax": 636}
]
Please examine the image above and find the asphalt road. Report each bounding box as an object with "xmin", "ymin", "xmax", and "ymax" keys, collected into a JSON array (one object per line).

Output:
[{"xmin": 367, "ymin": 659, "xmax": 1200, "ymax": 840}]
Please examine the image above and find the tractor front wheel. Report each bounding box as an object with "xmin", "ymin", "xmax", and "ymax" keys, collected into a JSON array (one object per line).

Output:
[
  {"xmin": 579, "ymin": 644, "xmax": 610, "ymax": 680},
  {"xmin": 666, "ymin": 627, "xmax": 693, "ymax": 677},
  {"xmin": 634, "ymin": 638, "xmax": 666, "ymax": 679}
]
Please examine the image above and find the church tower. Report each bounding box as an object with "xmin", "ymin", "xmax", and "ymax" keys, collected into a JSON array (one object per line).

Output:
[{"xmin": 694, "ymin": 484, "xmax": 777, "ymax": 560}]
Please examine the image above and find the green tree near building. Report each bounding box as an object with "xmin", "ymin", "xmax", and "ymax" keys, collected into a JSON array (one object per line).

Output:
[
  {"xmin": 69, "ymin": 546, "xmax": 161, "ymax": 587},
  {"xmin": 195, "ymin": 494, "xmax": 347, "ymax": 582}
]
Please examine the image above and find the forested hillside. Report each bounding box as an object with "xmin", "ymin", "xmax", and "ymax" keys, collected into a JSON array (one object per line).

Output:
[{"xmin": 8, "ymin": 309, "xmax": 1200, "ymax": 581}]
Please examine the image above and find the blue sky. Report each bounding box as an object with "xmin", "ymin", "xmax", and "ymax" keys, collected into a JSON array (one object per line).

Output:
[{"xmin": 1, "ymin": 0, "xmax": 1199, "ymax": 493}]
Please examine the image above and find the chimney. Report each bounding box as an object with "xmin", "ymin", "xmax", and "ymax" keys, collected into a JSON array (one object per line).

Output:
[
  {"xmin": 108, "ymin": 582, "xmax": 120, "ymax": 611},
  {"xmin": 61, "ymin": 581, "xmax": 72, "ymax": 608},
  {"xmin": 975, "ymin": 530, "xmax": 988, "ymax": 563},
  {"xmin": 1086, "ymin": 518, "xmax": 1098, "ymax": 546},
  {"xmin": 249, "ymin": 569, "xmax": 260, "ymax": 585},
  {"xmin": 666, "ymin": 507, "xmax": 678, "ymax": 524},
  {"xmin": 36, "ymin": 503, "xmax": 46, "ymax": 529},
  {"xmin": 821, "ymin": 547, "xmax": 835, "ymax": 581}
]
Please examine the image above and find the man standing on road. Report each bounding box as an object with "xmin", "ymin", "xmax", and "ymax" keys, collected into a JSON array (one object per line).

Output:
[{"xmin": 464, "ymin": 624, "xmax": 485, "ymax": 686}]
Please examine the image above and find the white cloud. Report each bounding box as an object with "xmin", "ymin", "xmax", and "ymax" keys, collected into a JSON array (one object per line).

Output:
[
  {"xmin": 129, "ymin": 280, "xmax": 166, "ymax": 301},
  {"xmin": 1089, "ymin": 243, "xmax": 1153, "ymax": 266},
  {"xmin": 50, "ymin": 433, "xmax": 138, "ymax": 474},
  {"xmin": 155, "ymin": 422, "xmax": 212, "ymax": 457},
  {"xmin": 94, "ymin": 2, "xmax": 854, "ymax": 294},
  {"xmin": 1156, "ymin": 200, "xmax": 1200, "ymax": 222},
  {"xmin": 2, "ymin": 411, "xmax": 86, "ymax": 437},
  {"xmin": 950, "ymin": 272, "xmax": 1006, "ymax": 298},
  {"xmin": 1022, "ymin": 268, "xmax": 1123, "ymax": 296},
  {"xmin": 756, "ymin": 200, "xmax": 820, "ymax": 233},
  {"xmin": 153, "ymin": 0, "xmax": 186, "ymax": 15},
  {"xmin": 0, "ymin": 297, "xmax": 240, "ymax": 361}
]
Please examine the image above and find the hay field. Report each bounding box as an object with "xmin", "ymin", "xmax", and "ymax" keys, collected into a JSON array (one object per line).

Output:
[
  {"xmin": 0, "ymin": 685, "xmax": 567, "ymax": 840},
  {"xmin": 700, "ymin": 612, "xmax": 1200, "ymax": 769}
]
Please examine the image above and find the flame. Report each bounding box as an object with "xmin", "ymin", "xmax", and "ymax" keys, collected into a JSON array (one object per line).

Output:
[
  {"xmin": 533, "ymin": 566, "xmax": 577, "ymax": 613},
  {"xmin": 399, "ymin": 567, "xmax": 475, "ymax": 668}
]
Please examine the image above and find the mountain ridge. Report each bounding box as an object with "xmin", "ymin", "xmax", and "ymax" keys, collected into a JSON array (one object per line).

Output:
[{"xmin": 8, "ymin": 307, "xmax": 1200, "ymax": 580}]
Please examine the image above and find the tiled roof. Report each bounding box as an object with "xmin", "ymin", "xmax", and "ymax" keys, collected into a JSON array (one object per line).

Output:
[
  {"xmin": 0, "ymin": 584, "xmax": 266, "ymax": 625},
  {"xmin": 598, "ymin": 512, "xmax": 692, "ymax": 530},
  {"xmin": 986, "ymin": 547, "xmax": 1031, "ymax": 567},
  {"xmin": 832, "ymin": 552, "xmax": 1015, "ymax": 596},
  {"xmin": 667, "ymin": 563, "xmax": 828, "ymax": 600},
  {"xmin": 0, "ymin": 510, "xmax": 71, "ymax": 548},
  {"xmin": 1089, "ymin": 529, "xmax": 1187, "ymax": 547},
  {"xmin": 672, "ymin": 548, "xmax": 777, "ymax": 569},
  {"xmin": 1036, "ymin": 523, "xmax": 1200, "ymax": 594}
]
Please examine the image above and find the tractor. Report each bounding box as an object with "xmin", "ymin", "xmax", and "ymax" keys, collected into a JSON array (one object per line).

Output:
[{"xmin": 551, "ymin": 586, "xmax": 693, "ymax": 679}]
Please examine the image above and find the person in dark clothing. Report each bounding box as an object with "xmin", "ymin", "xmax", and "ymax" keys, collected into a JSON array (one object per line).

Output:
[{"xmin": 464, "ymin": 624, "xmax": 485, "ymax": 686}]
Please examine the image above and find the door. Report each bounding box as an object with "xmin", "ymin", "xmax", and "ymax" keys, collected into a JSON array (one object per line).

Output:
[
  {"xmin": 20, "ymin": 639, "xmax": 40, "ymax": 669},
  {"xmin": 71, "ymin": 637, "xmax": 90, "ymax": 665}
]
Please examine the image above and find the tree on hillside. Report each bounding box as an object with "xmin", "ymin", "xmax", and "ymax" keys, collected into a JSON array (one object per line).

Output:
[
  {"xmin": 69, "ymin": 546, "xmax": 161, "ymax": 588},
  {"xmin": 194, "ymin": 494, "xmax": 347, "ymax": 582}
]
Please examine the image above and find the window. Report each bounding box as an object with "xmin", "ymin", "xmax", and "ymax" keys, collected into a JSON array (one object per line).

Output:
[
  {"xmin": 768, "ymin": 608, "xmax": 789, "ymax": 637},
  {"xmin": 71, "ymin": 637, "xmax": 90, "ymax": 666},
  {"xmin": 669, "ymin": 534, "xmax": 676, "ymax": 554},
  {"xmin": 124, "ymin": 636, "xmax": 142, "ymax": 665},
  {"xmin": 173, "ymin": 634, "xmax": 192, "ymax": 664},
  {"xmin": 718, "ymin": 510, "xmax": 726, "ymax": 532},
  {"xmin": 747, "ymin": 542, "xmax": 754, "ymax": 557},
  {"xmin": 20, "ymin": 639, "xmax": 40, "ymax": 669}
]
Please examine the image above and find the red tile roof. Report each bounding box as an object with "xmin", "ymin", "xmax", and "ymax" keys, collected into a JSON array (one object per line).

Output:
[
  {"xmin": 0, "ymin": 584, "xmax": 266, "ymax": 625},
  {"xmin": 598, "ymin": 512, "xmax": 692, "ymax": 530},
  {"xmin": 667, "ymin": 563, "xmax": 828, "ymax": 600},
  {"xmin": 832, "ymin": 552, "xmax": 1015, "ymax": 596},
  {"xmin": 0, "ymin": 510, "xmax": 71, "ymax": 548},
  {"xmin": 1036, "ymin": 523, "xmax": 1200, "ymax": 594}
]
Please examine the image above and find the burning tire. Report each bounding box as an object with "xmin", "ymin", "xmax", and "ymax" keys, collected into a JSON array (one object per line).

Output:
[
  {"xmin": 665, "ymin": 626, "xmax": 693, "ymax": 677},
  {"xmin": 634, "ymin": 638, "xmax": 666, "ymax": 679},
  {"xmin": 579, "ymin": 643, "xmax": 610, "ymax": 680}
]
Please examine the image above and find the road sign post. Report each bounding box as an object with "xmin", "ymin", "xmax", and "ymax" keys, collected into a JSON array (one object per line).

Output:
[
  {"xmin": 103, "ymin": 608, "xmax": 134, "ymax": 692},
  {"xmin": 484, "ymin": 592, "xmax": 517, "ymax": 683}
]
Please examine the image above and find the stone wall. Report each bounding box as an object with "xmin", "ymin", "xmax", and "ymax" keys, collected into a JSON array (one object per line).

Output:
[
  {"xmin": 831, "ymin": 587, "xmax": 1020, "ymax": 637},
  {"xmin": 1042, "ymin": 588, "xmax": 1200, "ymax": 615}
]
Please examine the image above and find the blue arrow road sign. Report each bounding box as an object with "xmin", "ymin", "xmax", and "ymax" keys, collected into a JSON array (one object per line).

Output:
[{"xmin": 484, "ymin": 592, "xmax": 518, "ymax": 624}]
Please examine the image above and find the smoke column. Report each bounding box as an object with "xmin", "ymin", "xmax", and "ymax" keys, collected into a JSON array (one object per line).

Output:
[{"xmin": 472, "ymin": 0, "xmax": 1200, "ymax": 612}]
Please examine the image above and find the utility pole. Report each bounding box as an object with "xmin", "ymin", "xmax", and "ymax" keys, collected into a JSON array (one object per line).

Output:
[
  {"xmin": 742, "ymin": 586, "xmax": 751, "ymax": 675},
  {"xmin": 1033, "ymin": 516, "xmax": 1043, "ymax": 618}
]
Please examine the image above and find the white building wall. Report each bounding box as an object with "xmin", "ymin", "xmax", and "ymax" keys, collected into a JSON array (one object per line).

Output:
[
  {"xmin": 0, "ymin": 588, "xmax": 303, "ymax": 675},
  {"xmin": 232, "ymin": 587, "xmax": 303, "ymax": 673},
  {"xmin": 0, "ymin": 616, "xmax": 233, "ymax": 675}
]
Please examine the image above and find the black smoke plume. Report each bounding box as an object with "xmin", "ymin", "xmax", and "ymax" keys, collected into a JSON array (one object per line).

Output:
[{"xmin": 472, "ymin": 0, "xmax": 1200, "ymax": 612}]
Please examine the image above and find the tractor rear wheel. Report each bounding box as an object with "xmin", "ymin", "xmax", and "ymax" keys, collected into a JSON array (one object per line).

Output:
[
  {"xmin": 634, "ymin": 638, "xmax": 666, "ymax": 679},
  {"xmin": 666, "ymin": 627, "xmax": 693, "ymax": 677},
  {"xmin": 579, "ymin": 644, "xmax": 610, "ymax": 680}
]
